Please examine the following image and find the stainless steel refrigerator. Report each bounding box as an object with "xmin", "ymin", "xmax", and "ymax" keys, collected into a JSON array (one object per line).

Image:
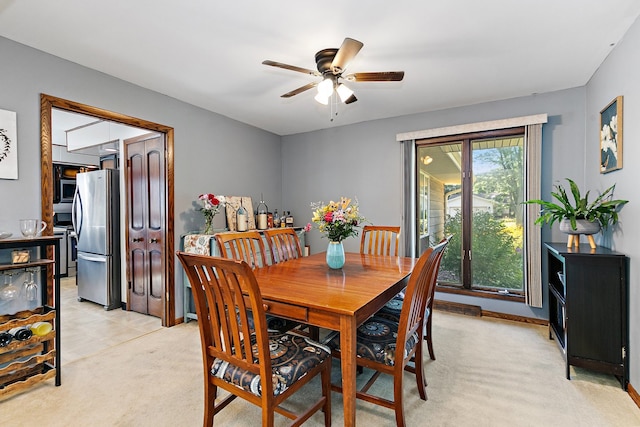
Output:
[{"xmin": 72, "ymin": 169, "xmax": 121, "ymax": 310}]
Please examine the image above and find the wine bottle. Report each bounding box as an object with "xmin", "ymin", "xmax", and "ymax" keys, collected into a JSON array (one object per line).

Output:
[
  {"xmin": 236, "ymin": 201, "xmax": 248, "ymax": 232},
  {"xmin": 9, "ymin": 326, "xmax": 33, "ymax": 341},
  {"xmin": 30, "ymin": 322, "xmax": 53, "ymax": 336},
  {"xmin": 0, "ymin": 331, "xmax": 13, "ymax": 347}
]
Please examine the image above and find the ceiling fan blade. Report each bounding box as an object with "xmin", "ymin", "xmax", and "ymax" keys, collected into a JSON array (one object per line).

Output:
[
  {"xmin": 262, "ymin": 60, "xmax": 320, "ymax": 76},
  {"xmin": 344, "ymin": 94, "xmax": 358, "ymax": 104},
  {"xmin": 331, "ymin": 38, "xmax": 364, "ymax": 74},
  {"xmin": 346, "ymin": 71, "xmax": 405, "ymax": 82},
  {"xmin": 281, "ymin": 81, "xmax": 318, "ymax": 98}
]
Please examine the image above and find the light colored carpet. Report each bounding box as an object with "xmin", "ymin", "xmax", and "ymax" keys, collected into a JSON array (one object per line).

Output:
[{"xmin": 3, "ymin": 312, "xmax": 639, "ymax": 426}]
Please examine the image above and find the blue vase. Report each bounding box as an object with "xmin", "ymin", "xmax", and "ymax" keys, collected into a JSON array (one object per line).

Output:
[{"xmin": 326, "ymin": 241, "xmax": 345, "ymax": 269}]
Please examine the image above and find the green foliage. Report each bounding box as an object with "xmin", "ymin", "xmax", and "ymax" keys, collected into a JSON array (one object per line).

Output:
[
  {"xmin": 442, "ymin": 211, "xmax": 523, "ymax": 290},
  {"xmin": 473, "ymin": 146, "xmax": 523, "ymax": 220},
  {"xmin": 523, "ymin": 178, "xmax": 628, "ymax": 230}
]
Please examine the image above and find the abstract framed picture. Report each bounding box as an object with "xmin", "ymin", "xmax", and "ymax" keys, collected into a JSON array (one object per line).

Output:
[
  {"xmin": 600, "ymin": 96, "xmax": 623, "ymax": 174},
  {"xmin": 0, "ymin": 109, "xmax": 18, "ymax": 180}
]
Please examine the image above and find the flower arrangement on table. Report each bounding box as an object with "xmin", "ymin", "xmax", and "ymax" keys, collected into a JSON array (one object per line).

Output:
[
  {"xmin": 198, "ymin": 193, "xmax": 226, "ymax": 234},
  {"xmin": 308, "ymin": 197, "xmax": 366, "ymax": 242}
]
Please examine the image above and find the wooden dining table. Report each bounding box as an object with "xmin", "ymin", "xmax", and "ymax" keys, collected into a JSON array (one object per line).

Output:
[{"xmin": 252, "ymin": 251, "xmax": 417, "ymax": 426}]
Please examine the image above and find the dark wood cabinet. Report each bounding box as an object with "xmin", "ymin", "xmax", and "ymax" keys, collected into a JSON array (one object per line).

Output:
[{"xmin": 545, "ymin": 242, "xmax": 628, "ymax": 389}]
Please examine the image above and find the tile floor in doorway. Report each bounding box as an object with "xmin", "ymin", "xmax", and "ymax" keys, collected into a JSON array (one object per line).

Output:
[{"xmin": 59, "ymin": 276, "xmax": 162, "ymax": 365}]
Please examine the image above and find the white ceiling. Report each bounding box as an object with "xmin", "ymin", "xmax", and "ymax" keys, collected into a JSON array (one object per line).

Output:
[{"xmin": 1, "ymin": 1, "xmax": 640, "ymax": 136}]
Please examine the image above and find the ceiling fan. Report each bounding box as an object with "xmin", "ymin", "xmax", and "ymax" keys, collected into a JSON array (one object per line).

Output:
[{"xmin": 262, "ymin": 37, "xmax": 404, "ymax": 105}]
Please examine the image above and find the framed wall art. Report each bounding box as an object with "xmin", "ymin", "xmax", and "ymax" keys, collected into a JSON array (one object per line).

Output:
[
  {"xmin": 600, "ymin": 96, "xmax": 623, "ymax": 174},
  {"xmin": 0, "ymin": 109, "xmax": 18, "ymax": 180}
]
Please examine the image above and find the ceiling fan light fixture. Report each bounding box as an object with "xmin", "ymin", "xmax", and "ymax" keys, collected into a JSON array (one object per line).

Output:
[
  {"xmin": 336, "ymin": 83, "xmax": 354, "ymax": 103},
  {"xmin": 317, "ymin": 78, "xmax": 333, "ymax": 97},
  {"xmin": 314, "ymin": 92, "xmax": 330, "ymax": 105}
]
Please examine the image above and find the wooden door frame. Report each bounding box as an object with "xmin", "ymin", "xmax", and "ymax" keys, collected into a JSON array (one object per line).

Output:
[{"xmin": 40, "ymin": 94, "xmax": 176, "ymax": 326}]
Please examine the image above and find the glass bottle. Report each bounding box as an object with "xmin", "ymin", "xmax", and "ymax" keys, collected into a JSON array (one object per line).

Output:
[
  {"xmin": 256, "ymin": 195, "xmax": 268, "ymax": 230},
  {"xmin": 285, "ymin": 211, "xmax": 294, "ymax": 227},
  {"xmin": 0, "ymin": 331, "xmax": 12, "ymax": 347},
  {"xmin": 236, "ymin": 201, "xmax": 248, "ymax": 232},
  {"xmin": 273, "ymin": 209, "xmax": 281, "ymax": 228},
  {"xmin": 30, "ymin": 322, "xmax": 53, "ymax": 336},
  {"xmin": 9, "ymin": 326, "xmax": 33, "ymax": 341}
]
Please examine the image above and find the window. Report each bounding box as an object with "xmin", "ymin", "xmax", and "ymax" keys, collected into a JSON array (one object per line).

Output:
[
  {"xmin": 418, "ymin": 171, "xmax": 430, "ymax": 237},
  {"xmin": 416, "ymin": 128, "xmax": 525, "ymax": 293}
]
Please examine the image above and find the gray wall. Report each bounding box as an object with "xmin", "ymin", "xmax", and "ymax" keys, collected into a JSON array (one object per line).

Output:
[
  {"xmin": 0, "ymin": 36, "xmax": 282, "ymax": 316},
  {"xmin": 586, "ymin": 16, "xmax": 640, "ymax": 389}
]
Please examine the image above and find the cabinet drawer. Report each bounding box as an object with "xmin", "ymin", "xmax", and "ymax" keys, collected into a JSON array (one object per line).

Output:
[{"xmin": 261, "ymin": 299, "xmax": 308, "ymax": 322}]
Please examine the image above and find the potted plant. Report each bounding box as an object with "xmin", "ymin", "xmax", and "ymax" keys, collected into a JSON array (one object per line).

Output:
[{"xmin": 524, "ymin": 178, "xmax": 628, "ymax": 234}]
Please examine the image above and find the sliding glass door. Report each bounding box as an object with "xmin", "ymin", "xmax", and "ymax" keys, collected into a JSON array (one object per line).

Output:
[{"xmin": 416, "ymin": 128, "xmax": 525, "ymax": 292}]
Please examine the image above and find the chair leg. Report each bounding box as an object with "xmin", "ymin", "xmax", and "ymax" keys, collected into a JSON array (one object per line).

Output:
[
  {"xmin": 204, "ymin": 382, "xmax": 216, "ymax": 426},
  {"xmin": 393, "ymin": 368, "xmax": 406, "ymax": 427},
  {"xmin": 426, "ymin": 316, "xmax": 436, "ymax": 361},
  {"xmin": 414, "ymin": 342, "xmax": 428, "ymax": 401},
  {"xmin": 321, "ymin": 359, "xmax": 332, "ymax": 426},
  {"xmin": 310, "ymin": 325, "xmax": 320, "ymax": 342},
  {"xmin": 262, "ymin": 408, "xmax": 275, "ymax": 427}
]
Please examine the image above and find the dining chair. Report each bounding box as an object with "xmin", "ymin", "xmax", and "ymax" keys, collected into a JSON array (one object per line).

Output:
[
  {"xmin": 215, "ymin": 231, "xmax": 268, "ymax": 269},
  {"xmin": 263, "ymin": 228, "xmax": 319, "ymax": 341},
  {"xmin": 360, "ymin": 225, "xmax": 401, "ymax": 256},
  {"xmin": 263, "ymin": 228, "xmax": 303, "ymax": 264},
  {"xmin": 326, "ymin": 239, "xmax": 449, "ymax": 427},
  {"xmin": 176, "ymin": 252, "xmax": 332, "ymax": 426},
  {"xmin": 215, "ymin": 231, "xmax": 298, "ymax": 333},
  {"xmin": 376, "ymin": 235, "xmax": 451, "ymax": 361}
]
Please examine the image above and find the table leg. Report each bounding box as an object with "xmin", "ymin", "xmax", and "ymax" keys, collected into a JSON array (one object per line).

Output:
[{"xmin": 340, "ymin": 315, "xmax": 357, "ymax": 426}]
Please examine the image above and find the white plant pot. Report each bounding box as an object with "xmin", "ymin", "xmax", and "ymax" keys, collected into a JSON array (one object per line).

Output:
[{"xmin": 559, "ymin": 218, "xmax": 601, "ymax": 235}]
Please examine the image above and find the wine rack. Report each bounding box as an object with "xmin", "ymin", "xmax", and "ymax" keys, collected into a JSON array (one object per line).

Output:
[{"xmin": 0, "ymin": 236, "xmax": 61, "ymax": 399}]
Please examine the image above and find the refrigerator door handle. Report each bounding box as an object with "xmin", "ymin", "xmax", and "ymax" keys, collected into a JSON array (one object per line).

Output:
[
  {"xmin": 72, "ymin": 185, "xmax": 83, "ymax": 240},
  {"xmin": 77, "ymin": 253, "xmax": 107, "ymax": 263}
]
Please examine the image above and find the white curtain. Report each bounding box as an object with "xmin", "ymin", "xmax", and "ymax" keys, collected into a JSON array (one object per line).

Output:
[{"xmin": 524, "ymin": 124, "xmax": 543, "ymax": 307}]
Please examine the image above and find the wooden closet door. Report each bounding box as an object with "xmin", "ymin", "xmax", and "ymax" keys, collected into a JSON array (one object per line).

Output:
[{"xmin": 126, "ymin": 134, "xmax": 166, "ymax": 318}]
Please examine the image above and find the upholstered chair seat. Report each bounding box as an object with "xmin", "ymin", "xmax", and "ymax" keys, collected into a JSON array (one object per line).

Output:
[
  {"xmin": 326, "ymin": 316, "xmax": 419, "ymax": 367},
  {"xmin": 212, "ymin": 332, "xmax": 331, "ymax": 397}
]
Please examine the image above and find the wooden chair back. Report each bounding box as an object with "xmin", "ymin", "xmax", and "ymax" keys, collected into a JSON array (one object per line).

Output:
[
  {"xmin": 215, "ymin": 231, "xmax": 267, "ymax": 268},
  {"xmin": 397, "ymin": 239, "xmax": 448, "ymax": 361},
  {"xmin": 263, "ymin": 228, "xmax": 303, "ymax": 264},
  {"xmin": 423, "ymin": 235, "xmax": 452, "ymax": 360},
  {"xmin": 427, "ymin": 235, "xmax": 452, "ymax": 309},
  {"xmin": 360, "ymin": 225, "xmax": 401, "ymax": 256}
]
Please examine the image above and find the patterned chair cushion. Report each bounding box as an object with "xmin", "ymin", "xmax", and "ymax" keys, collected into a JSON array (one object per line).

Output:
[
  {"xmin": 211, "ymin": 332, "xmax": 330, "ymax": 397},
  {"xmin": 327, "ymin": 315, "xmax": 419, "ymax": 366},
  {"xmin": 376, "ymin": 294, "xmax": 430, "ymax": 324}
]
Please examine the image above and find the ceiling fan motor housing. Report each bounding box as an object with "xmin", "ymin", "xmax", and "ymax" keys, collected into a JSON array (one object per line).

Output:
[{"xmin": 315, "ymin": 49, "xmax": 339, "ymax": 74}]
